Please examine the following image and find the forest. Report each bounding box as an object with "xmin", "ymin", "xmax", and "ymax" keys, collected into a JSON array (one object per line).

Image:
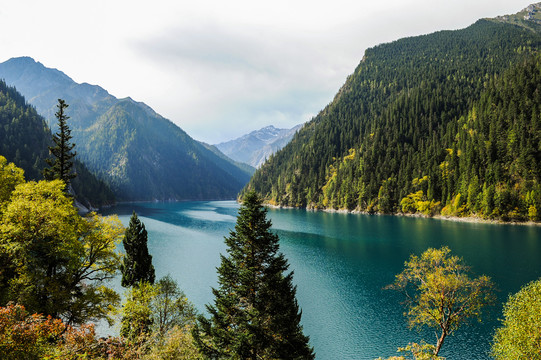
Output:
[
  {"xmin": 1, "ymin": 6, "xmax": 541, "ymax": 359},
  {"xmin": 0, "ymin": 80, "xmax": 115, "ymax": 207},
  {"xmin": 246, "ymin": 20, "xmax": 541, "ymax": 222}
]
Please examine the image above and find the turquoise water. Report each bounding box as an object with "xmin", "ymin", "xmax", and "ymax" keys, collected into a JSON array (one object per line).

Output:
[{"xmin": 102, "ymin": 201, "xmax": 541, "ymax": 359}]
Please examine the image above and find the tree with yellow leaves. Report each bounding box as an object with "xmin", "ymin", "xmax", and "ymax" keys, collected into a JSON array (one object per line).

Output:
[
  {"xmin": 385, "ymin": 247, "xmax": 495, "ymax": 357},
  {"xmin": 0, "ymin": 174, "xmax": 123, "ymax": 325}
]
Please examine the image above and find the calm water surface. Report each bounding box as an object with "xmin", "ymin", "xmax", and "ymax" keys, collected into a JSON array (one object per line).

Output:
[{"xmin": 102, "ymin": 201, "xmax": 541, "ymax": 360}]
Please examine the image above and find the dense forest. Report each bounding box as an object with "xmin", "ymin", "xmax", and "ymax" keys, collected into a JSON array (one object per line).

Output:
[
  {"xmin": 0, "ymin": 80, "xmax": 114, "ymax": 207},
  {"xmin": 246, "ymin": 19, "xmax": 541, "ymax": 221}
]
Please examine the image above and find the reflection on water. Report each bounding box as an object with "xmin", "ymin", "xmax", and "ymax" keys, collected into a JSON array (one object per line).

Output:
[
  {"xmin": 102, "ymin": 202, "xmax": 541, "ymax": 360},
  {"xmin": 181, "ymin": 209, "xmax": 237, "ymax": 222}
]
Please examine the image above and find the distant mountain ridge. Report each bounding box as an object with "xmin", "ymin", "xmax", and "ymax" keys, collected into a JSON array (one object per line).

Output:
[
  {"xmin": 0, "ymin": 57, "xmax": 251, "ymax": 201},
  {"xmin": 493, "ymin": 2, "xmax": 541, "ymax": 32},
  {"xmin": 215, "ymin": 124, "xmax": 302, "ymax": 168}
]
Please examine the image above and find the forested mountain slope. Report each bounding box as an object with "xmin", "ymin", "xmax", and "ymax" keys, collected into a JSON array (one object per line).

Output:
[
  {"xmin": 0, "ymin": 57, "xmax": 251, "ymax": 200},
  {"xmin": 245, "ymin": 17, "xmax": 541, "ymax": 221},
  {"xmin": 80, "ymin": 98, "xmax": 250, "ymax": 200},
  {"xmin": 0, "ymin": 80, "xmax": 115, "ymax": 206}
]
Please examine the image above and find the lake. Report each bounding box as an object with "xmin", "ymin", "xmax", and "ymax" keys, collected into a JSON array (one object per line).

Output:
[{"xmin": 102, "ymin": 201, "xmax": 541, "ymax": 359}]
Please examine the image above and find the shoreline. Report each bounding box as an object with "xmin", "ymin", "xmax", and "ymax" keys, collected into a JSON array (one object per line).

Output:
[
  {"xmin": 264, "ymin": 203, "xmax": 541, "ymax": 226},
  {"xmin": 99, "ymin": 199, "xmax": 540, "ymax": 227}
]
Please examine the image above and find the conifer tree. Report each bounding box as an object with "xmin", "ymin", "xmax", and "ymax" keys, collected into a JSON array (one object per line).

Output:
[
  {"xmin": 43, "ymin": 99, "xmax": 77, "ymax": 187},
  {"xmin": 193, "ymin": 191, "xmax": 314, "ymax": 359},
  {"xmin": 121, "ymin": 211, "xmax": 156, "ymax": 287}
]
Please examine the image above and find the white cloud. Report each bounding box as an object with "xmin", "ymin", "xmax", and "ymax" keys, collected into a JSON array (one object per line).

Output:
[{"xmin": 0, "ymin": 0, "xmax": 533, "ymax": 143}]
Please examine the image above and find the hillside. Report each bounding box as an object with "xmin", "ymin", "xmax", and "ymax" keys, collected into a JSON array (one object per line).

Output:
[
  {"xmin": 199, "ymin": 142, "xmax": 256, "ymax": 177},
  {"xmin": 493, "ymin": 2, "xmax": 541, "ymax": 33},
  {"xmin": 0, "ymin": 58, "xmax": 251, "ymax": 200},
  {"xmin": 0, "ymin": 80, "xmax": 115, "ymax": 207},
  {"xmin": 215, "ymin": 124, "xmax": 302, "ymax": 168},
  {"xmin": 244, "ymin": 14, "xmax": 541, "ymax": 221}
]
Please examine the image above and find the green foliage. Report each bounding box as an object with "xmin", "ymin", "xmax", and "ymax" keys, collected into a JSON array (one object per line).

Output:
[
  {"xmin": 153, "ymin": 275, "xmax": 197, "ymax": 337},
  {"xmin": 376, "ymin": 342, "xmax": 444, "ymax": 360},
  {"xmin": 0, "ymin": 80, "xmax": 114, "ymax": 207},
  {"xmin": 144, "ymin": 325, "xmax": 203, "ymax": 360},
  {"xmin": 0, "ymin": 179, "xmax": 123, "ymax": 324},
  {"xmin": 121, "ymin": 211, "xmax": 156, "ymax": 287},
  {"xmin": 492, "ymin": 277, "xmax": 541, "ymax": 360},
  {"xmin": 0, "ymin": 156, "xmax": 25, "ymax": 207},
  {"xmin": 400, "ymin": 177, "xmax": 441, "ymax": 216},
  {"xmin": 121, "ymin": 281, "xmax": 157, "ymax": 341},
  {"xmin": 401, "ymin": 191, "xmax": 441, "ymax": 216},
  {"xmin": 193, "ymin": 191, "xmax": 314, "ymax": 359},
  {"xmin": 0, "ymin": 80, "xmax": 50, "ymax": 181},
  {"xmin": 386, "ymin": 247, "xmax": 495, "ymax": 356},
  {"xmin": 246, "ymin": 20, "xmax": 541, "ymax": 222},
  {"xmin": 120, "ymin": 276, "xmax": 200, "ymax": 357},
  {"xmin": 43, "ymin": 99, "xmax": 77, "ymax": 187}
]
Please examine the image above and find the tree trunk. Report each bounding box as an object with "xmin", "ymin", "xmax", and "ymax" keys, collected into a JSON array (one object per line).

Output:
[{"xmin": 434, "ymin": 331, "xmax": 446, "ymax": 356}]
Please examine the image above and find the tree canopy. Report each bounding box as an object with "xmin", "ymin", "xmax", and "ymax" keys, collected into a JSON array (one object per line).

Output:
[
  {"xmin": 0, "ymin": 155, "xmax": 24, "ymax": 206},
  {"xmin": 492, "ymin": 277, "xmax": 541, "ymax": 359},
  {"xmin": 121, "ymin": 211, "xmax": 155, "ymax": 287},
  {"xmin": 0, "ymin": 175, "xmax": 123, "ymax": 324},
  {"xmin": 386, "ymin": 247, "xmax": 495, "ymax": 357}
]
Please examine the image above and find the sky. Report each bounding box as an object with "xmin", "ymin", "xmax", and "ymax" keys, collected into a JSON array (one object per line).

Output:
[{"xmin": 0, "ymin": 0, "xmax": 533, "ymax": 143}]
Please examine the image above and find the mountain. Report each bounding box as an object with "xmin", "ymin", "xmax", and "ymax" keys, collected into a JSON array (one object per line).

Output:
[
  {"xmin": 493, "ymin": 3, "xmax": 541, "ymax": 32},
  {"xmin": 0, "ymin": 79, "xmax": 115, "ymax": 207},
  {"xmin": 215, "ymin": 124, "xmax": 302, "ymax": 168},
  {"xmin": 199, "ymin": 142, "xmax": 256, "ymax": 177},
  {"xmin": 244, "ymin": 8, "xmax": 541, "ymax": 222},
  {"xmin": 0, "ymin": 57, "xmax": 251, "ymax": 201}
]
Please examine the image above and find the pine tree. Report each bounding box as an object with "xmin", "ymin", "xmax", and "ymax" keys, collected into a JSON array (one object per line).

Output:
[
  {"xmin": 43, "ymin": 99, "xmax": 77, "ymax": 187},
  {"xmin": 193, "ymin": 191, "xmax": 314, "ymax": 359},
  {"xmin": 120, "ymin": 211, "xmax": 156, "ymax": 287}
]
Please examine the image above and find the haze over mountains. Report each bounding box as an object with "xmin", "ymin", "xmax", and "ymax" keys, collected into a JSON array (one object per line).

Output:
[
  {"xmin": 215, "ymin": 124, "xmax": 302, "ymax": 168},
  {"xmin": 0, "ymin": 57, "xmax": 252, "ymax": 201}
]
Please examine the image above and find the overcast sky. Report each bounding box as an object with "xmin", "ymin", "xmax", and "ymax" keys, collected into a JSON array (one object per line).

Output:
[{"xmin": 0, "ymin": 0, "xmax": 533, "ymax": 143}]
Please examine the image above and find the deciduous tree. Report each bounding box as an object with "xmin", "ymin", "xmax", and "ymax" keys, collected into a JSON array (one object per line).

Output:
[
  {"xmin": 0, "ymin": 303, "xmax": 64, "ymax": 360},
  {"xmin": 0, "ymin": 179, "xmax": 123, "ymax": 324},
  {"xmin": 120, "ymin": 276, "xmax": 198, "ymax": 356},
  {"xmin": 0, "ymin": 155, "xmax": 24, "ymax": 206},
  {"xmin": 386, "ymin": 247, "xmax": 495, "ymax": 357},
  {"xmin": 154, "ymin": 275, "xmax": 197, "ymax": 337},
  {"xmin": 492, "ymin": 277, "xmax": 541, "ymax": 359}
]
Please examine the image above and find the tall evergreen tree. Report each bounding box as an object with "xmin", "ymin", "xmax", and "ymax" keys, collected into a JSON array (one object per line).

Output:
[
  {"xmin": 120, "ymin": 211, "xmax": 156, "ymax": 287},
  {"xmin": 43, "ymin": 99, "xmax": 77, "ymax": 187},
  {"xmin": 193, "ymin": 191, "xmax": 314, "ymax": 359}
]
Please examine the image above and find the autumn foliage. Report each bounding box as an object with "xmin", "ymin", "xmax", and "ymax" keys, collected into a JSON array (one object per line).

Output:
[{"xmin": 0, "ymin": 303, "xmax": 63, "ymax": 359}]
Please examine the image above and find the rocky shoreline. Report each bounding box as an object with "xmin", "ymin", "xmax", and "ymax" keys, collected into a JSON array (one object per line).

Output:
[{"xmin": 264, "ymin": 203, "xmax": 541, "ymax": 226}]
